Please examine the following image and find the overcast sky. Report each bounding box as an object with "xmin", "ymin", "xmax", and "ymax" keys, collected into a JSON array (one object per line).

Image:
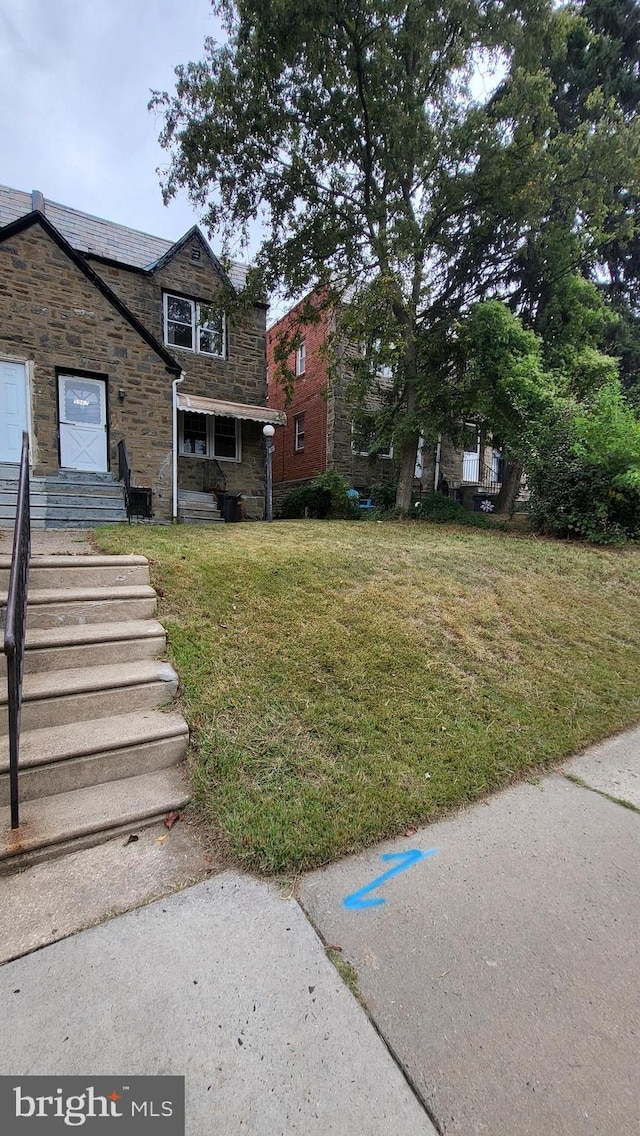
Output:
[{"xmin": 0, "ymin": 0, "xmax": 262, "ymax": 260}]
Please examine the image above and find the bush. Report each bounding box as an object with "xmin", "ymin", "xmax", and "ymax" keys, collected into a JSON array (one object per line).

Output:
[
  {"xmin": 527, "ymin": 388, "xmax": 640, "ymax": 544},
  {"xmin": 280, "ymin": 470, "xmax": 359, "ymax": 520},
  {"xmin": 412, "ymin": 492, "xmax": 496, "ymax": 528},
  {"xmin": 280, "ymin": 483, "xmax": 332, "ymax": 519},
  {"xmin": 370, "ymin": 480, "xmax": 398, "ymax": 511}
]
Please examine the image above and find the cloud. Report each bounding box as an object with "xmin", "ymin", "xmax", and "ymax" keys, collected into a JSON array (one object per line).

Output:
[{"xmin": 0, "ymin": 0, "xmax": 255, "ymax": 254}]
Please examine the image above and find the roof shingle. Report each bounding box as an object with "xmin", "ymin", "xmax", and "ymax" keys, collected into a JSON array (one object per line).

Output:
[{"xmin": 0, "ymin": 184, "xmax": 248, "ymax": 289}]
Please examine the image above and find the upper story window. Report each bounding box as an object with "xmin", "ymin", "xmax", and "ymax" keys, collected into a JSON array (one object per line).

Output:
[
  {"xmin": 294, "ymin": 413, "xmax": 305, "ymax": 452},
  {"xmin": 164, "ymin": 293, "xmax": 226, "ymax": 357},
  {"xmin": 296, "ymin": 341, "xmax": 306, "ymax": 375}
]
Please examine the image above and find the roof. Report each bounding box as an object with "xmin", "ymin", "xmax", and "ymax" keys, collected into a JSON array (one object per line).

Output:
[
  {"xmin": 0, "ymin": 184, "xmax": 248, "ymax": 290},
  {"xmin": 0, "ymin": 210, "xmax": 181, "ymax": 375},
  {"xmin": 178, "ymin": 392, "xmax": 286, "ymax": 425}
]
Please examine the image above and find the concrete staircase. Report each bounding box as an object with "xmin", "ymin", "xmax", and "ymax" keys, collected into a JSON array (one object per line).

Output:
[
  {"xmin": 0, "ymin": 466, "xmax": 127, "ymax": 529},
  {"xmin": 0, "ymin": 554, "xmax": 190, "ymax": 869},
  {"xmin": 178, "ymin": 489, "xmax": 223, "ymax": 524}
]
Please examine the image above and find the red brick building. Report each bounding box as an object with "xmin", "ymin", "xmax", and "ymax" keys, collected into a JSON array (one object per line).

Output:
[{"xmin": 267, "ymin": 292, "xmax": 396, "ymax": 507}]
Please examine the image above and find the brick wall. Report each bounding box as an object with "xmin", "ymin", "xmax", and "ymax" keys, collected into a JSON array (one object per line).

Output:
[
  {"xmin": 267, "ymin": 297, "xmax": 329, "ymax": 483},
  {"xmin": 0, "ymin": 223, "xmax": 176, "ymax": 519},
  {"xmin": 268, "ymin": 296, "xmax": 398, "ymax": 496}
]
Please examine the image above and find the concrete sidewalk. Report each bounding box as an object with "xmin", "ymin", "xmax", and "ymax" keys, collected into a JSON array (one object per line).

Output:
[
  {"xmin": 0, "ymin": 725, "xmax": 638, "ymax": 1135},
  {"xmin": 0, "ymin": 873, "xmax": 435, "ymax": 1135},
  {"xmin": 299, "ymin": 735, "xmax": 640, "ymax": 1136}
]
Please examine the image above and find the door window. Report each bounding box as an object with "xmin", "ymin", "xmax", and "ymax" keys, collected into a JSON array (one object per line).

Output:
[{"xmin": 63, "ymin": 379, "xmax": 103, "ymax": 425}]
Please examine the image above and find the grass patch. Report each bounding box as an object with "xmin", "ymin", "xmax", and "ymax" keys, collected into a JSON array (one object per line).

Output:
[
  {"xmin": 94, "ymin": 520, "xmax": 640, "ymax": 873},
  {"xmin": 326, "ymin": 949, "xmax": 362, "ymax": 1002}
]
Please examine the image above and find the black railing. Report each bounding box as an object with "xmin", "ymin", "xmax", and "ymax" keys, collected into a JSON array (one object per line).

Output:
[
  {"xmin": 118, "ymin": 439, "xmax": 152, "ymax": 522},
  {"xmin": 118, "ymin": 438, "xmax": 132, "ymax": 523},
  {"xmin": 477, "ymin": 457, "xmax": 503, "ymax": 493},
  {"xmin": 3, "ymin": 432, "xmax": 31, "ymax": 829}
]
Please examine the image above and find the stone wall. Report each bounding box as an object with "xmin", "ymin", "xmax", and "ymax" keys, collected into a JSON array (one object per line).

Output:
[
  {"xmin": 0, "ymin": 223, "xmax": 176, "ymax": 520},
  {"xmin": 92, "ymin": 236, "xmax": 268, "ymax": 508}
]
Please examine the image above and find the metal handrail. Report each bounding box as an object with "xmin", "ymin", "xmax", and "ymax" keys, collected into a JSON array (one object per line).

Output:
[
  {"xmin": 3, "ymin": 432, "xmax": 31, "ymax": 829},
  {"xmin": 118, "ymin": 438, "xmax": 132, "ymax": 523}
]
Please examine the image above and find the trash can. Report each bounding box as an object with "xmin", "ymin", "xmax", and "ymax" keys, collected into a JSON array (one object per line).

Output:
[{"xmin": 219, "ymin": 492, "xmax": 242, "ymax": 522}]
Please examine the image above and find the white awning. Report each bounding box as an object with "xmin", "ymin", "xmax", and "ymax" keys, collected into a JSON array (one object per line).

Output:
[{"xmin": 177, "ymin": 392, "xmax": 286, "ymax": 425}]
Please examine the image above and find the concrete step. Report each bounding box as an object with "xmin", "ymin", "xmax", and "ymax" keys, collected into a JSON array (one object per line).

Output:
[
  {"xmin": 0, "ymin": 486, "xmax": 125, "ymax": 504},
  {"xmin": 1, "ymin": 584, "xmax": 158, "ymax": 629},
  {"xmin": 179, "ymin": 511, "xmax": 224, "ymax": 523},
  {"xmin": 0, "ymin": 710, "xmax": 188, "ymax": 804},
  {"xmin": 43, "ymin": 503, "xmax": 127, "ymax": 521},
  {"xmin": 52, "ymin": 470, "xmax": 122, "ymax": 484},
  {"xmin": 0, "ymin": 659, "xmax": 179, "ymax": 734},
  {"xmin": 0, "ymin": 767, "xmax": 190, "ymax": 866},
  {"xmin": 0, "ymin": 554, "xmax": 150, "ymax": 590},
  {"xmin": 0, "ymin": 620, "xmax": 167, "ymax": 677}
]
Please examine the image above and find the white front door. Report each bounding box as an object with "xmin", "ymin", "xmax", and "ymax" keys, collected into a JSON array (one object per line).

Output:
[
  {"xmin": 462, "ymin": 424, "xmax": 480, "ymax": 483},
  {"xmin": 0, "ymin": 360, "xmax": 29, "ymax": 463},
  {"xmin": 58, "ymin": 375, "xmax": 108, "ymax": 471}
]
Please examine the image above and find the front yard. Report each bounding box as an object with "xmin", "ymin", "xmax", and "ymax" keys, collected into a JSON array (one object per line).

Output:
[{"xmin": 95, "ymin": 521, "xmax": 640, "ymax": 873}]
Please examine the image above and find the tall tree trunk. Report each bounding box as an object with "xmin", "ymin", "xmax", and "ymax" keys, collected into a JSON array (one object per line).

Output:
[
  {"xmin": 396, "ymin": 430, "xmax": 420, "ymax": 514},
  {"xmin": 394, "ymin": 330, "xmax": 419, "ymax": 515},
  {"xmin": 494, "ymin": 459, "xmax": 523, "ymax": 515}
]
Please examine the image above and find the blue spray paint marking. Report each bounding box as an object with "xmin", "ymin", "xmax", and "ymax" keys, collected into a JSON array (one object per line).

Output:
[{"xmin": 342, "ymin": 848, "xmax": 438, "ymax": 910}]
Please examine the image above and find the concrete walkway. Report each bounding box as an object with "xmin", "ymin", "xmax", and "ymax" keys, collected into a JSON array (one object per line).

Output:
[
  {"xmin": 299, "ymin": 732, "xmax": 640, "ymax": 1136},
  {"xmin": 0, "ymin": 874, "xmax": 434, "ymax": 1135},
  {"xmin": 0, "ymin": 527, "xmax": 94, "ymax": 555},
  {"xmin": 0, "ymin": 712, "xmax": 637, "ymax": 1133}
]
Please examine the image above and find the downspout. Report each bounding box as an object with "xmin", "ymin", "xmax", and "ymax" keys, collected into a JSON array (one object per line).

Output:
[
  {"xmin": 434, "ymin": 433, "xmax": 442, "ymax": 493},
  {"xmin": 172, "ymin": 370, "xmax": 186, "ymax": 523}
]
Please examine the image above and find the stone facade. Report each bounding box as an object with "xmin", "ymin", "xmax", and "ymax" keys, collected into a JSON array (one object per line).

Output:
[
  {"xmin": 0, "ymin": 210, "xmax": 268, "ymax": 522},
  {"xmin": 0, "ymin": 222, "xmax": 175, "ymax": 518},
  {"xmin": 91, "ymin": 231, "xmax": 268, "ymax": 518}
]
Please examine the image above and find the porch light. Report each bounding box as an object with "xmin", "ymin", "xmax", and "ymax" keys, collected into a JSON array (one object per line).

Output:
[{"xmin": 263, "ymin": 424, "xmax": 276, "ymax": 522}]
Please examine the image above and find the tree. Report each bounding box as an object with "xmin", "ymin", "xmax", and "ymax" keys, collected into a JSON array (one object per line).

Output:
[
  {"xmin": 152, "ymin": 0, "xmax": 550, "ymax": 512},
  {"xmin": 433, "ymin": 0, "xmax": 640, "ymax": 504}
]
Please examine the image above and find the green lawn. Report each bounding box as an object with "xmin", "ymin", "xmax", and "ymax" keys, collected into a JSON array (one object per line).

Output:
[{"xmin": 94, "ymin": 520, "xmax": 640, "ymax": 873}]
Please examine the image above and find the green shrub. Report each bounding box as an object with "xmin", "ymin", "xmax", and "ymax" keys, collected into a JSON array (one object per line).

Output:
[
  {"xmin": 280, "ymin": 470, "xmax": 359, "ymax": 520},
  {"xmin": 280, "ymin": 483, "xmax": 332, "ymax": 519},
  {"xmin": 412, "ymin": 492, "xmax": 496, "ymax": 528},
  {"xmin": 370, "ymin": 480, "xmax": 398, "ymax": 511},
  {"xmin": 527, "ymin": 387, "xmax": 640, "ymax": 544},
  {"xmin": 311, "ymin": 470, "xmax": 361, "ymax": 518}
]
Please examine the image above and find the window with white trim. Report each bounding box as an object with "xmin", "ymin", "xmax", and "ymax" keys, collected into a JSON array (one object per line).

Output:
[
  {"xmin": 164, "ymin": 293, "xmax": 226, "ymax": 357},
  {"xmin": 180, "ymin": 412, "xmax": 241, "ymax": 461},
  {"xmin": 294, "ymin": 413, "xmax": 305, "ymax": 452},
  {"xmin": 296, "ymin": 341, "xmax": 306, "ymax": 375},
  {"xmin": 351, "ymin": 416, "xmax": 392, "ymax": 458}
]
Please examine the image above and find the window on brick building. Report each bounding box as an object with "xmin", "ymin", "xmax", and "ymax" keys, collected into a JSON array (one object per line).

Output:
[
  {"xmin": 294, "ymin": 414, "xmax": 305, "ymax": 452},
  {"xmin": 296, "ymin": 341, "xmax": 306, "ymax": 375},
  {"xmin": 180, "ymin": 412, "xmax": 241, "ymax": 460},
  {"xmin": 164, "ymin": 293, "xmax": 226, "ymax": 357}
]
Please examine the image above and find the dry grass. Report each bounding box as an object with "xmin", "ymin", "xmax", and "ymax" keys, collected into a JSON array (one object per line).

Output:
[{"xmin": 94, "ymin": 520, "xmax": 640, "ymax": 873}]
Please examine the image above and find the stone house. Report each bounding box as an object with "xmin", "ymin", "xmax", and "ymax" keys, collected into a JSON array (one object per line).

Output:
[
  {"xmin": 267, "ymin": 290, "xmax": 502, "ymax": 510},
  {"xmin": 0, "ymin": 185, "xmax": 284, "ymax": 526}
]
